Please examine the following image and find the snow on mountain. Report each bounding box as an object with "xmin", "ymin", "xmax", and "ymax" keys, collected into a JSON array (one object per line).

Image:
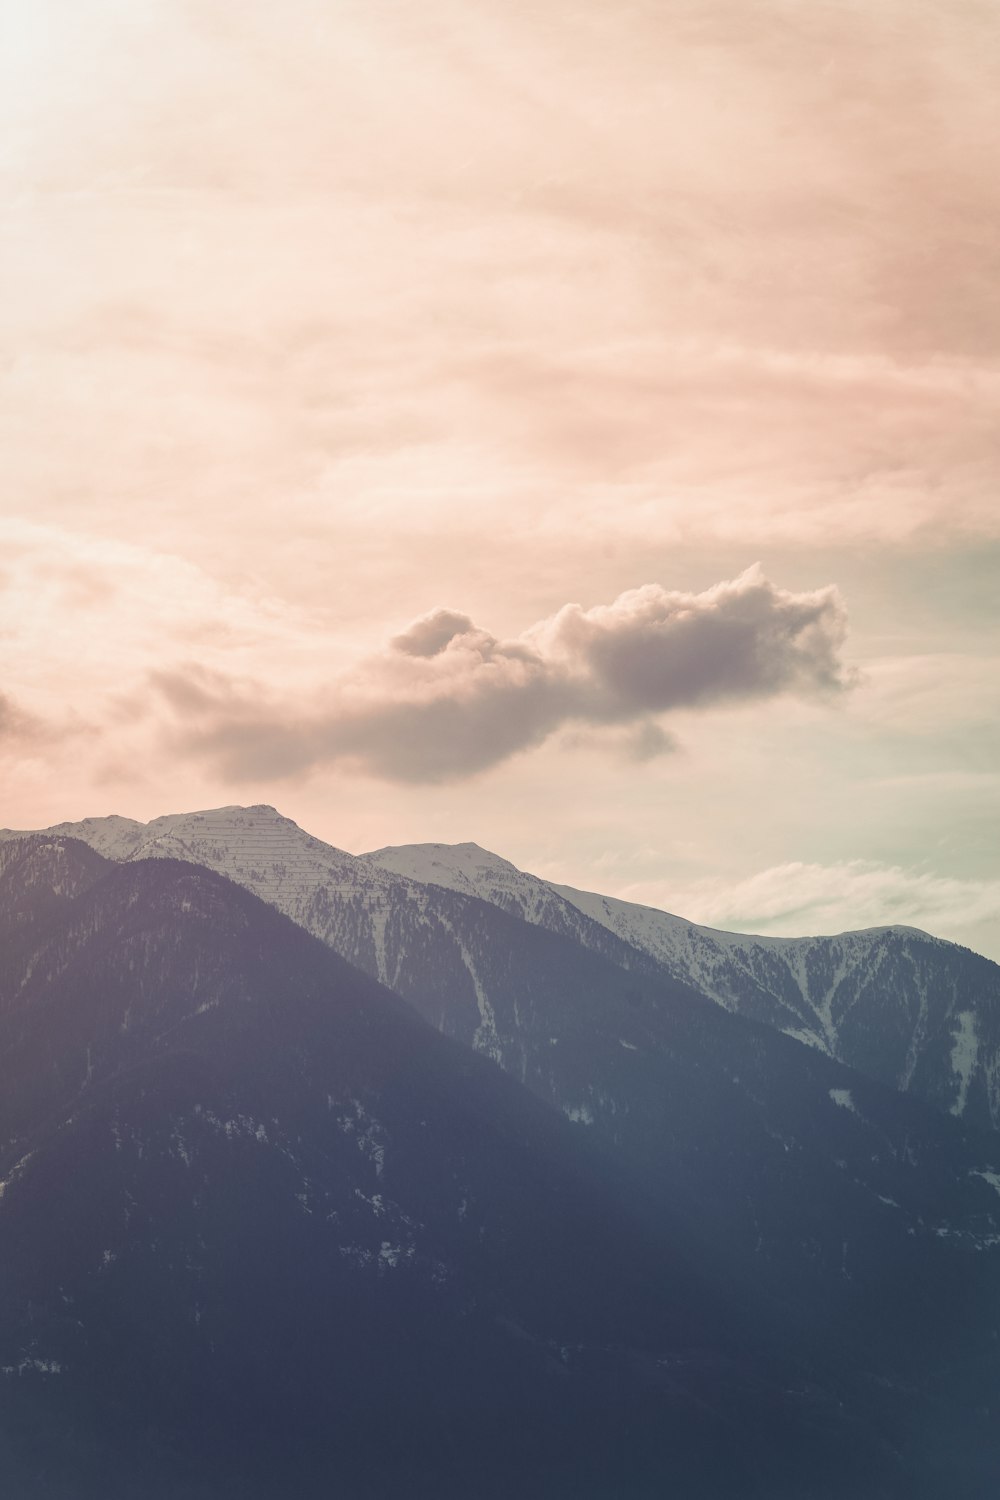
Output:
[
  {"xmin": 365, "ymin": 840, "xmax": 947, "ymax": 1063},
  {"xmin": 1, "ymin": 810, "xmax": 611, "ymax": 1071},
  {"xmin": 6, "ymin": 837, "xmax": 808, "ymax": 1500},
  {"xmin": 38, "ymin": 804, "xmax": 357, "ymax": 886},
  {"xmin": 549, "ymin": 882, "xmax": 925, "ymax": 1048},
  {"xmin": 546, "ymin": 882, "xmax": 1000, "ymax": 1129},
  {"xmin": 11, "ymin": 836, "xmax": 1000, "ymax": 1496},
  {"xmin": 6, "ymin": 809, "xmax": 1000, "ymax": 1132},
  {"xmin": 359, "ymin": 841, "xmax": 602, "ymax": 944},
  {"xmin": 362, "ymin": 841, "xmax": 528, "ymax": 903},
  {"xmin": 30, "ymin": 813, "xmax": 154, "ymax": 863},
  {"xmin": 3, "ymin": 804, "xmax": 403, "ymax": 974},
  {"xmin": 9, "ymin": 814, "xmax": 1000, "ymax": 1491},
  {"xmin": 366, "ymin": 843, "xmax": 1000, "ymax": 1132},
  {"xmin": 1, "ymin": 811, "xmax": 641, "ymax": 1016}
]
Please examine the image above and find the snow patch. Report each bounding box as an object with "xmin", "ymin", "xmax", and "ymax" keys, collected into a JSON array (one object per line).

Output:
[
  {"xmin": 829, "ymin": 1088, "xmax": 857, "ymax": 1114},
  {"xmin": 971, "ymin": 1169, "xmax": 1000, "ymax": 1199},
  {"xmin": 2, "ymin": 1358, "xmax": 63, "ymax": 1376},
  {"xmin": 334, "ymin": 1100, "xmax": 387, "ymax": 1178},
  {"xmin": 950, "ymin": 1011, "xmax": 979, "ymax": 1116},
  {"xmin": 171, "ymin": 1127, "xmax": 192, "ymax": 1167},
  {"xmin": 339, "ymin": 1244, "xmax": 374, "ymax": 1268},
  {"xmin": 193, "ymin": 1105, "xmax": 268, "ymax": 1142},
  {"xmin": 378, "ymin": 1241, "xmax": 414, "ymax": 1270},
  {"xmin": 0, "ymin": 1149, "xmax": 36, "ymax": 1200},
  {"xmin": 354, "ymin": 1189, "xmax": 386, "ymax": 1217},
  {"xmin": 434, "ymin": 912, "xmax": 502, "ymax": 1063}
]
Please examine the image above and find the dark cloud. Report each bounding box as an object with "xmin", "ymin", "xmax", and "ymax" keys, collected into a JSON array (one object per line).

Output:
[
  {"xmin": 153, "ymin": 568, "xmax": 854, "ymax": 784},
  {"xmin": 541, "ymin": 565, "xmax": 852, "ymax": 716}
]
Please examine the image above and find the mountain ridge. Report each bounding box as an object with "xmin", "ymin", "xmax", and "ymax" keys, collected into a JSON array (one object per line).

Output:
[
  {"xmin": 0, "ymin": 838, "xmax": 750, "ymax": 1496},
  {"xmin": 0, "ymin": 833, "xmax": 936, "ymax": 1498},
  {"xmin": 9, "ymin": 804, "xmax": 994, "ymax": 1131},
  {"xmin": 4, "ymin": 807, "xmax": 999, "ymax": 1133},
  {"xmin": 4, "ymin": 832, "xmax": 1000, "ymax": 1493}
]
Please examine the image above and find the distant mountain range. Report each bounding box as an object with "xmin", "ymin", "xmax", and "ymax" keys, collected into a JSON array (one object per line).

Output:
[
  {"xmin": 1, "ymin": 807, "xmax": 999, "ymax": 1495},
  {"xmin": 13, "ymin": 804, "xmax": 997, "ymax": 1131},
  {"xmin": 366, "ymin": 835, "xmax": 1000, "ymax": 1126}
]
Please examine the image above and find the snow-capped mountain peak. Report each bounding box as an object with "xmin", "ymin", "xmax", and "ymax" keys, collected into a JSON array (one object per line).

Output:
[
  {"xmin": 362, "ymin": 840, "xmax": 1000, "ymax": 1129},
  {"xmin": 15, "ymin": 803, "xmax": 351, "ymax": 873},
  {"xmin": 360, "ymin": 840, "xmax": 511, "ymax": 897},
  {"xmin": 360, "ymin": 839, "xmax": 614, "ymax": 939},
  {"xmin": 4, "ymin": 809, "xmax": 999, "ymax": 1131}
]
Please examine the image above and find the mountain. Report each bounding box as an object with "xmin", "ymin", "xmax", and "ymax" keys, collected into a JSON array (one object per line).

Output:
[
  {"xmin": 8, "ymin": 809, "xmax": 1000, "ymax": 1330},
  {"xmin": 10, "ymin": 807, "xmax": 1000, "ymax": 1133},
  {"xmin": 365, "ymin": 839, "xmax": 1000, "ymax": 1133},
  {"xmin": 0, "ymin": 808, "xmax": 669, "ymax": 1069},
  {"xmin": 3, "ymin": 834, "xmax": 895, "ymax": 1500},
  {"xmin": 5, "ymin": 814, "xmax": 1000, "ymax": 1491}
]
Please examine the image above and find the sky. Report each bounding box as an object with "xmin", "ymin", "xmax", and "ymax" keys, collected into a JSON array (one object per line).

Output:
[{"xmin": 3, "ymin": 0, "xmax": 999, "ymax": 959}]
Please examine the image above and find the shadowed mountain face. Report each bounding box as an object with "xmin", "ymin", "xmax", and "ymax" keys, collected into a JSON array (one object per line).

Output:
[
  {"xmin": 0, "ymin": 836, "xmax": 920, "ymax": 1500},
  {"xmin": 365, "ymin": 839, "xmax": 1000, "ymax": 1133},
  {"xmin": 8, "ymin": 811, "xmax": 999, "ymax": 1339},
  {"xmin": 0, "ymin": 840, "xmax": 998, "ymax": 1493},
  {"xmin": 10, "ymin": 806, "xmax": 999, "ymax": 1134}
]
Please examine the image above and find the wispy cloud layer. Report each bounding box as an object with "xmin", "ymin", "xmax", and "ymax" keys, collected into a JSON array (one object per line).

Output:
[
  {"xmin": 0, "ymin": 693, "xmax": 44, "ymax": 746},
  {"xmin": 624, "ymin": 861, "xmax": 1000, "ymax": 942},
  {"xmin": 153, "ymin": 568, "xmax": 852, "ymax": 782},
  {"xmin": 3, "ymin": 0, "xmax": 1000, "ymax": 622}
]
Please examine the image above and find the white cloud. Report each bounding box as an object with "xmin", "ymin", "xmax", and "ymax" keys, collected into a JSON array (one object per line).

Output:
[{"xmin": 622, "ymin": 861, "xmax": 1000, "ymax": 941}]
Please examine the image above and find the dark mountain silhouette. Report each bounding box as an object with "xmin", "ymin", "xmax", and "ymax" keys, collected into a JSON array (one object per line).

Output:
[{"xmin": 0, "ymin": 835, "xmax": 911, "ymax": 1500}]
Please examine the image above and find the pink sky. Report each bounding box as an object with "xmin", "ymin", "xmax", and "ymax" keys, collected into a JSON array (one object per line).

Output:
[{"xmin": 3, "ymin": 0, "xmax": 999, "ymax": 956}]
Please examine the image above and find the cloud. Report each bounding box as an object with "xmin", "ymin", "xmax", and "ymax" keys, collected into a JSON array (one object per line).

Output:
[
  {"xmin": 152, "ymin": 567, "xmax": 853, "ymax": 783},
  {"xmin": 0, "ymin": 693, "xmax": 39, "ymax": 742},
  {"xmin": 0, "ymin": 518, "xmax": 343, "ymax": 716},
  {"xmin": 391, "ymin": 609, "xmax": 476, "ymax": 658},
  {"xmin": 3, "ymin": 0, "xmax": 1000, "ymax": 643},
  {"xmin": 0, "ymin": 690, "xmax": 72, "ymax": 756},
  {"xmin": 621, "ymin": 861, "xmax": 1000, "ymax": 941},
  {"xmin": 535, "ymin": 565, "xmax": 851, "ymax": 712}
]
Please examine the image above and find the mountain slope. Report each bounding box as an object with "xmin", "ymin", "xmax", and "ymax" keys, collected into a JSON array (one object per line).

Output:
[
  {"xmin": 6, "ymin": 808, "xmax": 1000, "ymax": 1132},
  {"xmin": 2, "ymin": 829, "xmax": 1000, "ymax": 1490},
  {"xmin": 550, "ymin": 881, "xmax": 1000, "ymax": 1117},
  {"xmin": 0, "ymin": 808, "xmax": 661, "ymax": 1064},
  {"xmin": 366, "ymin": 839, "xmax": 1000, "ymax": 1132},
  {"xmin": 2, "ymin": 835, "xmax": 881, "ymax": 1500},
  {"xmin": 355, "ymin": 847, "xmax": 1000, "ymax": 1410}
]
